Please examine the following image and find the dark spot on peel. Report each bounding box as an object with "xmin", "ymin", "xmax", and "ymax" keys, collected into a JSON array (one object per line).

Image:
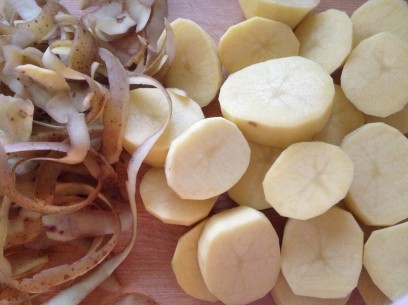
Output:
[{"xmin": 248, "ymin": 121, "xmax": 257, "ymax": 127}]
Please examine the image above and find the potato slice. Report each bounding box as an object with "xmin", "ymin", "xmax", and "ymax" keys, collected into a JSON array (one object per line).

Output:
[
  {"xmin": 219, "ymin": 17, "xmax": 299, "ymax": 74},
  {"xmin": 313, "ymin": 85, "xmax": 365, "ymax": 145},
  {"xmin": 351, "ymin": 0, "xmax": 408, "ymax": 45},
  {"xmin": 219, "ymin": 56, "xmax": 334, "ymax": 148},
  {"xmin": 238, "ymin": 0, "xmax": 320, "ymax": 29},
  {"xmin": 263, "ymin": 141, "xmax": 354, "ymax": 220},
  {"xmin": 364, "ymin": 104, "xmax": 408, "ymax": 135},
  {"xmin": 341, "ymin": 123, "xmax": 408, "ymax": 226},
  {"xmin": 165, "ymin": 117, "xmax": 250, "ymax": 200},
  {"xmin": 227, "ymin": 141, "xmax": 282, "ymax": 210},
  {"xmin": 281, "ymin": 207, "xmax": 364, "ymax": 299},
  {"xmin": 171, "ymin": 220, "xmax": 217, "ymax": 302},
  {"xmin": 271, "ymin": 272, "xmax": 350, "ymax": 305},
  {"xmin": 358, "ymin": 268, "xmax": 391, "ymax": 305},
  {"xmin": 341, "ymin": 32, "xmax": 408, "ymax": 117},
  {"xmin": 163, "ymin": 18, "xmax": 222, "ymax": 107},
  {"xmin": 140, "ymin": 168, "xmax": 216, "ymax": 226},
  {"xmin": 123, "ymin": 88, "xmax": 204, "ymax": 167},
  {"xmin": 364, "ymin": 222, "xmax": 408, "ymax": 301},
  {"xmin": 295, "ymin": 9, "xmax": 353, "ymax": 74},
  {"xmin": 198, "ymin": 206, "xmax": 281, "ymax": 305}
]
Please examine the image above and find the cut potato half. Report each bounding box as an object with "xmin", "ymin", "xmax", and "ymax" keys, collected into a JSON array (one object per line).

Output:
[
  {"xmin": 263, "ymin": 141, "xmax": 354, "ymax": 219},
  {"xmin": 295, "ymin": 9, "xmax": 353, "ymax": 74},
  {"xmin": 219, "ymin": 17, "xmax": 299, "ymax": 74},
  {"xmin": 358, "ymin": 268, "xmax": 391, "ymax": 305},
  {"xmin": 341, "ymin": 123, "xmax": 408, "ymax": 226},
  {"xmin": 163, "ymin": 18, "xmax": 222, "ymax": 107},
  {"xmin": 364, "ymin": 222, "xmax": 408, "ymax": 301},
  {"xmin": 351, "ymin": 0, "xmax": 408, "ymax": 45},
  {"xmin": 198, "ymin": 206, "xmax": 280, "ymax": 305},
  {"xmin": 140, "ymin": 168, "xmax": 216, "ymax": 226},
  {"xmin": 228, "ymin": 141, "xmax": 282, "ymax": 210},
  {"xmin": 124, "ymin": 88, "xmax": 204, "ymax": 167},
  {"xmin": 165, "ymin": 117, "xmax": 250, "ymax": 200},
  {"xmin": 364, "ymin": 104, "xmax": 408, "ymax": 135},
  {"xmin": 341, "ymin": 32, "xmax": 408, "ymax": 117},
  {"xmin": 172, "ymin": 220, "xmax": 218, "ymax": 302},
  {"xmin": 281, "ymin": 207, "xmax": 364, "ymax": 299},
  {"xmin": 219, "ymin": 56, "xmax": 334, "ymax": 148},
  {"xmin": 238, "ymin": 0, "xmax": 320, "ymax": 29}
]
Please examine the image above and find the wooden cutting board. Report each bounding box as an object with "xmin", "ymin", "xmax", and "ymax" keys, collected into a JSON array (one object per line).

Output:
[{"xmin": 61, "ymin": 0, "xmax": 368, "ymax": 304}]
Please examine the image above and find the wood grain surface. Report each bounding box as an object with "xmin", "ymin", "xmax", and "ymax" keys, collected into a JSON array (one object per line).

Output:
[{"xmin": 64, "ymin": 1, "xmax": 370, "ymax": 304}]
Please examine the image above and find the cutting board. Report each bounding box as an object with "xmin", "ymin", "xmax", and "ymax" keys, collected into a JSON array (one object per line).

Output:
[{"xmin": 61, "ymin": 0, "xmax": 368, "ymax": 304}]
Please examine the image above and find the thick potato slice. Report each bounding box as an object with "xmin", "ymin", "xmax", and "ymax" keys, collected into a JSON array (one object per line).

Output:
[
  {"xmin": 238, "ymin": 0, "xmax": 320, "ymax": 29},
  {"xmin": 358, "ymin": 268, "xmax": 391, "ymax": 305},
  {"xmin": 351, "ymin": 0, "xmax": 408, "ymax": 45},
  {"xmin": 295, "ymin": 9, "xmax": 353, "ymax": 74},
  {"xmin": 140, "ymin": 168, "xmax": 216, "ymax": 226},
  {"xmin": 123, "ymin": 88, "xmax": 204, "ymax": 167},
  {"xmin": 364, "ymin": 222, "xmax": 408, "ymax": 301},
  {"xmin": 165, "ymin": 117, "xmax": 250, "ymax": 200},
  {"xmin": 172, "ymin": 220, "xmax": 218, "ymax": 302},
  {"xmin": 341, "ymin": 123, "xmax": 408, "ymax": 226},
  {"xmin": 198, "ymin": 206, "xmax": 281, "ymax": 305},
  {"xmin": 163, "ymin": 18, "xmax": 222, "ymax": 107},
  {"xmin": 263, "ymin": 141, "xmax": 354, "ymax": 220},
  {"xmin": 228, "ymin": 141, "xmax": 282, "ymax": 210},
  {"xmin": 219, "ymin": 17, "xmax": 299, "ymax": 74},
  {"xmin": 364, "ymin": 104, "xmax": 408, "ymax": 134},
  {"xmin": 219, "ymin": 56, "xmax": 334, "ymax": 148},
  {"xmin": 271, "ymin": 272, "xmax": 350, "ymax": 305},
  {"xmin": 281, "ymin": 207, "xmax": 364, "ymax": 299},
  {"xmin": 313, "ymin": 85, "xmax": 365, "ymax": 145},
  {"xmin": 341, "ymin": 32, "xmax": 408, "ymax": 117}
]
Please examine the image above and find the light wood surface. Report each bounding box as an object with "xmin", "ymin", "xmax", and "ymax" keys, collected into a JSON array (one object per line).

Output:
[{"xmin": 62, "ymin": 1, "xmax": 369, "ymax": 304}]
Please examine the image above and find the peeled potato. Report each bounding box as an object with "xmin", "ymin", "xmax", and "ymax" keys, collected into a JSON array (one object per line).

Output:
[
  {"xmin": 123, "ymin": 88, "xmax": 204, "ymax": 167},
  {"xmin": 238, "ymin": 0, "xmax": 320, "ymax": 29},
  {"xmin": 140, "ymin": 168, "xmax": 216, "ymax": 226},
  {"xmin": 165, "ymin": 117, "xmax": 250, "ymax": 200},
  {"xmin": 364, "ymin": 222, "xmax": 408, "ymax": 301},
  {"xmin": 219, "ymin": 17, "xmax": 299, "ymax": 74},
  {"xmin": 281, "ymin": 207, "xmax": 364, "ymax": 299},
  {"xmin": 341, "ymin": 32, "xmax": 408, "ymax": 117},
  {"xmin": 364, "ymin": 104, "xmax": 408, "ymax": 135},
  {"xmin": 351, "ymin": 0, "xmax": 408, "ymax": 45},
  {"xmin": 163, "ymin": 18, "xmax": 222, "ymax": 107},
  {"xmin": 313, "ymin": 85, "xmax": 365, "ymax": 145},
  {"xmin": 219, "ymin": 56, "xmax": 334, "ymax": 148},
  {"xmin": 341, "ymin": 123, "xmax": 408, "ymax": 226},
  {"xmin": 227, "ymin": 141, "xmax": 282, "ymax": 210},
  {"xmin": 172, "ymin": 220, "xmax": 218, "ymax": 302},
  {"xmin": 358, "ymin": 268, "xmax": 391, "ymax": 305},
  {"xmin": 263, "ymin": 141, "xmax": 354, "ymax": 220},
  {"xmin": 295, "ymin": 9, "xmax": 353, "ymax": 74},
  {"xmin": 198, "ymin": 206, "xmax": 281, "ymax": 305}
]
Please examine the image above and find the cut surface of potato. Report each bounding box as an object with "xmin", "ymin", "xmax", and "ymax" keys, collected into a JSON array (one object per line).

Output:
[
  {"xmin": 238, "ymin": 0, "xmax": 320, "ymax": 29},
  {"xmin": 271, "ymin": 272, "xmax": 350, "ymax": 305},
  {"xmin": 295, "ymin": 9, "xmax": 353, "ymax": 74},
  {"xmin": 281, "ymin": 207, "xmax": 364, "ymax": 299},
  {"xmin": 263, "ymin": 141, "xmax": 353, "ymax": 219},
  {"xmin": 165, "ymin": 117, "xmax": 250, "ymax": 200},
  {"xmin": 341, "ymin": 123, "xmax": 408, "ymax": 226},
  {"xmin": 124, "ymin": 88, "xmax": 204, "ymax": 167},
  {"xmin": 341, "ymin": 32, "xmax": 408, "ymax": 117},
  {"xmin": 140, "ymin": 168, "xmax": 216, "ymax": 226},
  {"xmin": 351, "ymin": 0, "xmax": 408, "ymax": 45},
  {"xmin": 163, "ymin": 18, "xmax": 222, "ymax": 107},
  {"xmin": 198, "ymin": 206, "xmax": 280, "ymax": 305},
  {"xmin": 364, "ymin": 222, "xmax": 408, "ymax": 301},
  {"xmin": 172, "ymin": 220, "xmax": 218, "ymax": 302},
  {"xmin": 358, "ymin": 268, "xmax": 391, "ymax": 305},
  {"xmin": 364, "ymin": 104, "xmax": 408, "ymax": 135},
  {"xmin": 313, "ymin": 85, "xmax": 365, "ymax": 145},
  {"xmin": 219, "ymin": 17, "xmax": 299, "ymax": 74},
  {"xmin": 228, "ymin": 142, "xmax": 282, "ymax": 210},
  {"xmin": 219, "ymin": 56, "xmax": 334, "ymax": 148}
]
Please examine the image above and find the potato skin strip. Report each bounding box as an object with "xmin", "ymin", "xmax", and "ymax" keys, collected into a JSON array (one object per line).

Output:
[{"xmin": 69, "ymin": 24, "xmax": 99, "ymax": 75}]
